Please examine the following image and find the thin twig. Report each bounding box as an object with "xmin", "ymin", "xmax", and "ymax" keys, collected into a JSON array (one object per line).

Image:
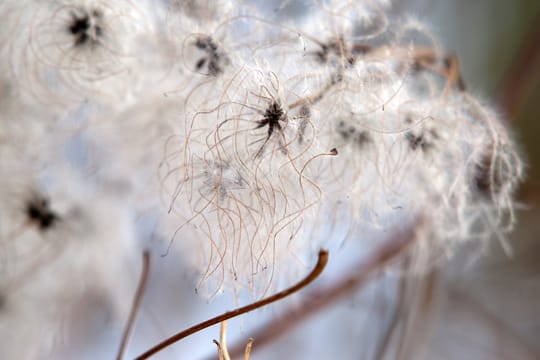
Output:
[
  {"xmin": 225, "ymin": 223, "xmax": 418, "ymax": 359},
  {"xmin": 213, "ymin": 340, "xmax": 224, "ymax": 360},
  {"xmin": 373, "ymin": 259, "xmax": 410, "ymax": 360},
  {"xmin": 289, "ymin": 45, "xmax": 464, "ymax": 111},
  {"xmin": 219, "ymin": 321, "xmax": 231, "ymax": 360},
  {"xmin": 116, "ymin": 251, "xmax": 151, "ymax": 360},
  {"xmin": 394, "ymin": 269, "xmax": 438, "ymax": 360},
  {"xmin": 135, "ymin": 249, "xmax": 329, "ymax": 359},
  {"xmin": 244, "ymin": 338, "xmax": 254, "ymax": 360}
]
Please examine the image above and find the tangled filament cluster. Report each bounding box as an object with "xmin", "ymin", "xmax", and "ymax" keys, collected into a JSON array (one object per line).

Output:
[{"xmin": 159, "ymin": 2, "xmax": 523, "ymax": 294}]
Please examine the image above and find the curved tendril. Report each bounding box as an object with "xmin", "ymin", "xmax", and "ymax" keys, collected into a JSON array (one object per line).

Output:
[{"xmin": 135, "ymin": 249, "xmax": 329, "ymax": 360}]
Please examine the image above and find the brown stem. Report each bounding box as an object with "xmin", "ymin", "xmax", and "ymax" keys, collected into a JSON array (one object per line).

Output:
[
  {"xmin": 116, "ymin": 251, "xmax": 151, "ymax": 360},
  {"xmin": 135, "ymin": 249, "xmax": 329, "ymax": 359},
  {"xmin": 289, "ymin": 45, "xmax": 465, "ymax": 112},
  {"xmin": 225, "ymin": 223, "xmax": 418, "ymax": 359},
  {"xmin": 244, "ymin": 338, "xmax": 254, "ymax": 360},
  {"xmin": 373, "ymin": 259, "xmax": 410, "ymax": 360},
  {"xmin": 219, "ymin": 321, "xmax": 231, "ymax": 360},
  {"xmin": 213, "ymin": 339, "xmax": 224, "ymax": 360}
]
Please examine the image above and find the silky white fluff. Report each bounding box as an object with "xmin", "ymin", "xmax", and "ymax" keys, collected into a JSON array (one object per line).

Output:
[
  {"xmin": 0, "ymin": 2, "xmax": 525, "ymax": 357},
  {"xmin": 0, "ymin": 0, "xmax": 162, "ymax": 106},
  {"xmin": 0, "ymin": 167, "xmax": 140, "ymax": 359}
]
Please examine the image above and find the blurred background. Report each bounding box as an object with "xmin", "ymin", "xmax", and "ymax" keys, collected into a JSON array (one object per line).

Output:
[
  {"xmin": 47, "ymin": 1, "xmax": 540, "ymax": 358},
  {"xmin": 396, "ymin": 1, "xmax": 540, "ymax": 358}
]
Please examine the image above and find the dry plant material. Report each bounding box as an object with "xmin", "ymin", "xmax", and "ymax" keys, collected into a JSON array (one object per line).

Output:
[
  {"xmin": 135, "ymin": 249, "xmax": 328, "ymax": 359},
  {"xmin": 116, "ymin": 251, "xmax": 151, "ymax": 360},
  {"xmin": 0, "ymin": 1, "xmax": 525, "ymax": 358},
  {"xmin": 225, "ymin": 223, "xmax": 418, "ymax": 359},
  {"xmin": 213, "ymin": 321, "xmax": 231, "ymax": 360},
  {"xmin": 244, "ymin": 338, "xmax": 254, "ymax": 360}
]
